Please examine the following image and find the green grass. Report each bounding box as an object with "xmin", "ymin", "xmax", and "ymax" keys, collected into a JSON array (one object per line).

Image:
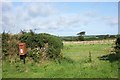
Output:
[{"xmin": 2, "ymin": 43, "xmax": 118, "ymax": 78}]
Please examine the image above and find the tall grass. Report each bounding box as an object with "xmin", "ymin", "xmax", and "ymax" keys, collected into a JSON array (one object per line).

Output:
[{"xmin": 2, "ymin": 43, "xmax": 118, "ymax": 78}]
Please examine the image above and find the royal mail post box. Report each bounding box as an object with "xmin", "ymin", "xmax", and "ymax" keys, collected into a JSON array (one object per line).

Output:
[{"xmin": 18, "ymin": 43, "xmax": 27, "ymax": 55}]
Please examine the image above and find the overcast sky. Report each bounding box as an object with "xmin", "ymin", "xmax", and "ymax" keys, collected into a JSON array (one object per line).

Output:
[{"xmin": 1, "ymin": 2, "xmax": 118, "ymax": 36}]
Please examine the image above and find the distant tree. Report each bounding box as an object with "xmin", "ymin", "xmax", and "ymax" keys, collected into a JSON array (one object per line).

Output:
[
  {"xmin": 77, "ymin": 31, "xmax": 85, "ymax": 41},
  {"xmin": 104, "ymin": 34, "xmax": 110, "ymax": 39},
  {"xmin": 109, "ymin": 35, "xmax": 116, "ymax": 39},
  {"xmin": 77, "ymin": 31, "xmax": 85, "ymax": 36}
]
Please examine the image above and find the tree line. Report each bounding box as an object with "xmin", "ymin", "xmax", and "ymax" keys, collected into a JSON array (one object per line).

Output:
[{"xmin": 60, "ymin": 31, "xmax": 117, "ymax": 41}]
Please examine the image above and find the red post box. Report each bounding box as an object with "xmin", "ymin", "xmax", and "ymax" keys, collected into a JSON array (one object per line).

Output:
[{"xmin": 18, "ymin": 43, "xmax": 27, "ymax": 56}]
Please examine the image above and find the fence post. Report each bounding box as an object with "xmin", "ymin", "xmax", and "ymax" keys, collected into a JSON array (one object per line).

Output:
[{"xmin": 89, "ymin": 51, "xmax": 92, "ymax": 62}]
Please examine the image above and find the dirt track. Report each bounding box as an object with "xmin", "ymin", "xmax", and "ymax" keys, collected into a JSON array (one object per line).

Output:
[{"xmin": 63, "ymin": 39, "xmax": 116, "ymax": 44}]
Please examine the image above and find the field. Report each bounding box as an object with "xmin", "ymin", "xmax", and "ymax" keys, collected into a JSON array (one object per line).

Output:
[{"xmin": 2, "ymin": 40, "xmax": 119, "ymax": 78}]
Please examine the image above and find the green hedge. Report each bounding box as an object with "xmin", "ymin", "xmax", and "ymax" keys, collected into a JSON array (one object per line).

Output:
[
  {"xmin": 19, "ymin": 32, "xmax": 63, "ymax": 60},
  {"xmin": 2, "ymin": 31, "xmax": 63, "ymax": 62},
  {"xmin": 2, "ymin": 32, "xmax": 19, "ymax": 60}
]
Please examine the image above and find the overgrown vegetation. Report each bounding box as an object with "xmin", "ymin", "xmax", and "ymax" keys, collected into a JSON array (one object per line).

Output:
[
  {"xmin": 2, "ymin": 31, "xmax": 63, "ymax": 63},
  {"xmin": 114, "ymin": 35, "xmax": 120, "ymax": 77},
  {"xmin": 2, "ymin": 32, "xmax": 19, "ymax": 61},
  {"xmin": 3, "ymin": 43, "xmax": 118, "ymax": 78},
  {"xmin": 2, "ymin": 31, "xmax": 119, "ymax": 78},
  {"xmin": 114, "ymin": 35, "xmax": 120, "ymax": 57},
  {"xmin": 77, "ymin": 31, "xmax": 85, "ymax": 41}
]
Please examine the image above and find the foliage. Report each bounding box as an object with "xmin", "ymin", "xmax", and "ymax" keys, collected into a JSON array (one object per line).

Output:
[
  {"xmin": 77, "ymin": 31, "xmax": 85, "ymax": 41},
  {"xmin": 19, "ymin": 31, "xmax": 63, "ymax": 60},
  {"xmin": 47, "ymin": 35, "xmax": 63, "ymax": 59},
  {"xmin": 2, "ymin": 32, "xmax": 9, "ymax": 57},
  {"xmin": 78, "ymin": 36, "xmax": 84, "ymax": 41},
  {"xmin": 60, "ymin": 36, "xmax": 78, "ymax": 41},
  {"xmin": 19, "ymin": 32, "xmax": 43, "ymax": 49},
  {"xmin": 114, "ymin": 35, "xmax": 120, "ymax": 57},
  {"xmin": 77, "ymin": 31, "xmax": 85, "ymax": 36},
  {"xmin": 3, "ymin": 43, "xmax": 118, "ymax": 78},
  {"xmin": 27, "ymin": 48, "xmax": 42, "ymax": 63},
  {"xmin": 2, "ymin": 32, "xmax": 19, "ymax": 60},
  {"xmin": 2, "ymin": 30, "xmax": 63, "ymax": 62},
  {"xmin": 60, "ymin": 35, "xmax": 116, "ymax": 41}
]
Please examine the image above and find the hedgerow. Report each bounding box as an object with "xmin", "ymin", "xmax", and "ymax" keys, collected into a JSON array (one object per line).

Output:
[
  {"xmin": 19, "ymin": 32, "xmax": 63, "ymax": 61},
  {"xmin": 2, "ymin": 30, "xmax": 63, "ymax": 63},
  {"xmin": 2, "ymin": 32, "xmax": 19, "ymax": 61}
]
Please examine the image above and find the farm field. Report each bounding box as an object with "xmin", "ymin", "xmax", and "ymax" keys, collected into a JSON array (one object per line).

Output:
[{"xmin": 2, "ymin": 40, "xmax": 118, "ymax": 78}]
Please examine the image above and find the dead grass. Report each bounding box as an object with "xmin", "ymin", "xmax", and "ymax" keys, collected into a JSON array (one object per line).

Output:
[{"xmin": 63, "ymin": 39, "xmax": 115, "ymax": 45}]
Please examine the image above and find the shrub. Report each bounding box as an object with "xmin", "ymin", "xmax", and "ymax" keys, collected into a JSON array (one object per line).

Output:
[
  {"xmin": 19, "ymin": 32, "xmax": 63, "ymax": 61},
  {"xmin": 2, "ymin": 32, "xmax": 19, "ymax": 61},
  {"xmin": 27, "ymin": 48, "xmax": 42, "ymax": 63},
  {"xmin": 2, "ymin": 31, "xmax": 63, "ymax": 62},
  {"xmin": 78, "ymin": 36, "xmax": 84, "ymax": 41},
  {"xmin": 114, "ymin": 35, "xmax": 120, "ymax": 74},
  {"xmin": 2, "ymin": 32, "xmax": 9, "ymax": 58},
  {"xmin": 114, "ymin": 35, "xmax": 120, "ymax": 57},
  {"xmin": 47, "ymin": 34, "xmax": 63, "ymax": 59},
  {"xmin": 19, "ymin": 33, "xmax": 44, "ymax": 49}
]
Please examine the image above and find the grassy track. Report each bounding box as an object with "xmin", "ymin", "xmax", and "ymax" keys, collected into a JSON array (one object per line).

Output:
[{"xmin": 2, "ymin": 40, "xmax": 118, "ymax": 78}]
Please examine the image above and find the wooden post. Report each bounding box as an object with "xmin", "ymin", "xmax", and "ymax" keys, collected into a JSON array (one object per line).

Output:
[{"xmin": 89, "ymin": 51, "xmax": 92, "ymax": 62}]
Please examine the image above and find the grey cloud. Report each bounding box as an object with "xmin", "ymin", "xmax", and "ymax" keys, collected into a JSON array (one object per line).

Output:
[
  {"xmin": 2, "ymin": 2, "xmax": 116, "ymax": 34},
  {"xmin": 2, "ymin": 2, "xmax": 59, "ymax": 33},
  {"xmin": 2, "ymin": 2, "xmax": 95, "ymax": 34}
]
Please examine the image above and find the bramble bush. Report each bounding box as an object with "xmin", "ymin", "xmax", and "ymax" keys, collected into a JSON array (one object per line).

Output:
[
  {"xmin": 19, "ymin": 31, "xmax": 63, "ymax": 61},
  {"xmin": 46, "ymin": 34, "xmax": 63, "ymax": 59},
  {"xmin": 2, "ymin": 30, "xmax": 63, "ymax": 63}
]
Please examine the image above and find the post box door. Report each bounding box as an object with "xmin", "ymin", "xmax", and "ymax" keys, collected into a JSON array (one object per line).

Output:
[{"xmin": 19, "ymin": 43, "xmax": 26, "ymax": 55}]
